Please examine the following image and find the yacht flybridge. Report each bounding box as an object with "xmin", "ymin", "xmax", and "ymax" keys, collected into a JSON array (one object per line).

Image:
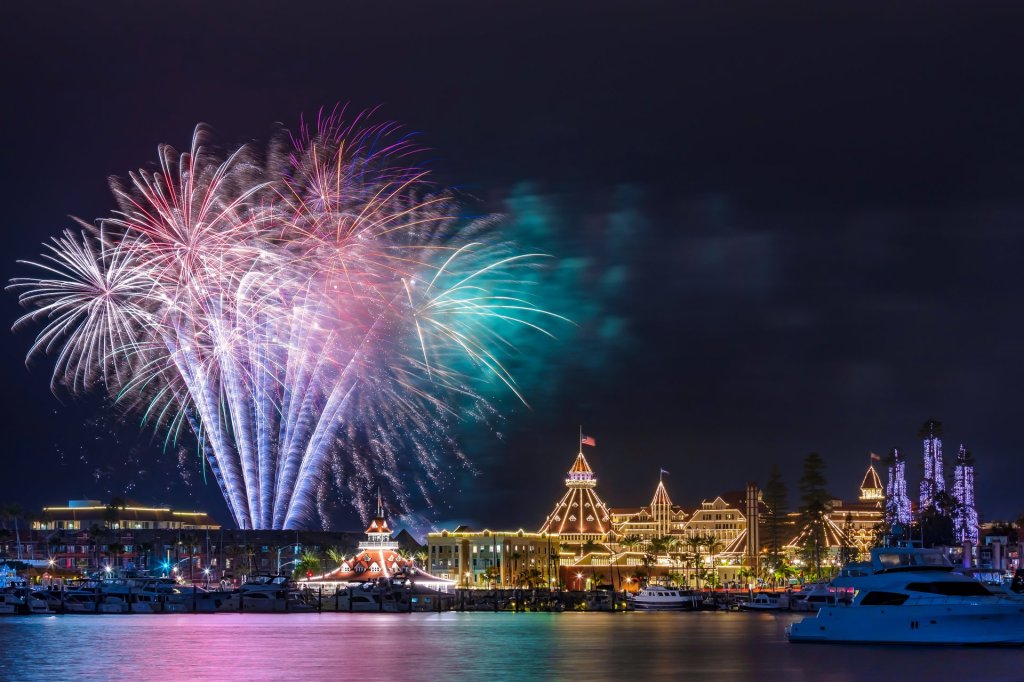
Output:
[{"xmin": 787, "ymin": 545, "xmax": 1024, "ymax": 645}]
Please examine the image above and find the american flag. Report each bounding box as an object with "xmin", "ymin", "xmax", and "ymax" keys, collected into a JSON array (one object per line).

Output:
[
  {"xmin": 870, "ymin": 452, "xmax": 881, "ymax": 461},
  {"xmin": 581, "ymin": 435, "xmax": 596, "ymax": 447}
]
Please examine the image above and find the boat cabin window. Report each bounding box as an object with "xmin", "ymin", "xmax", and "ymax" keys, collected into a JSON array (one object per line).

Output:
[
  {"xmin": 860, "ymin": 591, "xmax": 908, "ymax": 606},
  {"xmin": 876, "ymin": 551, "xmax": 951, "ymax": 570},
  {"xmin": 905, "ymin": 582, "xmax": 992, "ymax": 596}
]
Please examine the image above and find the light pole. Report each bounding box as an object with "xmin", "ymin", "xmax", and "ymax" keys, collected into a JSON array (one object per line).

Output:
[
  {"xmin": 279, "ymin": 559, "xmax": 301, "ymax": 578},
  {"xmin": 276, "ymin": 544, "xmax": 301, "ymax": 575},
  {"xmin": 163, "ymin": 557, "xmax": 193, "ymax": 581}
]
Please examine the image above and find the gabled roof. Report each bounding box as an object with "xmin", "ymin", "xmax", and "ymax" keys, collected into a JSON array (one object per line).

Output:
[
  {"xmin": 568, "ymin": 452, "xmax": 594, "ymax": 474},
  {"xmin": 539, "ymin": 451, "xmax": 612, "ymax": 535},
  {"xmin": 650, "ymin": 481, "xmax": 672, "ymax": 508},
  {"xmin": 860, "ymin": 464, "xmax": 882, "ymax": 491}
]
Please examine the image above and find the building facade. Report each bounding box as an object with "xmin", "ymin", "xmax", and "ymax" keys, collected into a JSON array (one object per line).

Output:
[
  {"xmin": 33, "ymin": 500, "xmax": 220, "ymax": 532},
  {"xmin": 427, "ymin": 528, "xmax": 559, "ymax": 587}
]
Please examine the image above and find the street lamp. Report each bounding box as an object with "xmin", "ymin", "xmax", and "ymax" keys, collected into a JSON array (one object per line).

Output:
[
  {"xmin": 166, "ymin": 557, "xmax": 193, "ymax": 582},
  {"xmin": 276, "ymin": 544, "xmax": 302, "ymax": 574}
]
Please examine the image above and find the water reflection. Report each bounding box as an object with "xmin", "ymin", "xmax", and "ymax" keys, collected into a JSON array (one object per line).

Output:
[{"xmin": 0, "ymin": 612, "xmax": 1021, "ymax": 681}]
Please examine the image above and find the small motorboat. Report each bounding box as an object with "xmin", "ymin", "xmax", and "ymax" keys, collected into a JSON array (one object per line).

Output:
[
  {"xmin": 738, "ymin": 593, "xmax": 781, "ymax": 611},
  {"xmin": 630, "ymin": 586, "xmax": 702, "ymax": 610}
]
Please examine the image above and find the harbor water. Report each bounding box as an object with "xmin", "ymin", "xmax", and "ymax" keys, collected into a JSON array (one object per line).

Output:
[{"xmin": 1, "ymin": 611, "xmax": 1022, "ymax": 681}]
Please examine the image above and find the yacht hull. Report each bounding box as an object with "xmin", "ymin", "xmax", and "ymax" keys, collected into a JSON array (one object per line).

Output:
[
  {"xmin": 788, "ymin": 604, "xmax": 1024, "ymax": 645},
  {"xmin": 632, "ymin": 602, "xmax": 695, "ymax": 611}
]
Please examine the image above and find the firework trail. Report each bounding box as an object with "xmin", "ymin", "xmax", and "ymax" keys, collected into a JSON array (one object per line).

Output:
[{"xmin": 11, "ymin": 109, "xmax": 566, "ymax": 529}]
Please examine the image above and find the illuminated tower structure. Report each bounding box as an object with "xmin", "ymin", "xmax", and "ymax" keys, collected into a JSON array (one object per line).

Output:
[
  {"xmin": 952, "ymin": 444, "xmax": 979, "ymax": 545},
  {"xmin": 885, "ymin": 448, "xmax": 912, "ymax": 527},
  {"xmin": 650, "ymin": 479, "xmax": 673, "ymax": 538},
  {"xmin": 860, "ymin": 463, "xmax": 883, "ymax": 501},
  {"xmin": 918, "ymin": 418, "xmax": 945, "ymax": 512},
  {"xmin": 538, "ymin": 450, "xmax": 612, "ymax": 547}
]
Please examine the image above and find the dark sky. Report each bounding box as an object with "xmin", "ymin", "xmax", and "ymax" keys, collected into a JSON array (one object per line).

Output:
[{"xmin": 3, "ymin": 1, "xmax": 1023, "ymax": 531}]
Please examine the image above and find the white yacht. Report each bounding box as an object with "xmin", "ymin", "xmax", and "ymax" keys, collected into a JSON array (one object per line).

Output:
[
  {"xmin": 630, "ymin": 586, "xmax": 702, "ymax": 610},
  {"xmin": 787, "ymin": 545, "xmax": 1024, "ymax": 645}
]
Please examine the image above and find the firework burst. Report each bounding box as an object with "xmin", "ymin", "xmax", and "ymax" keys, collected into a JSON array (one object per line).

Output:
[{"xmin": 11, "ymin": 109, "xmax": 566, "ymax": 529}]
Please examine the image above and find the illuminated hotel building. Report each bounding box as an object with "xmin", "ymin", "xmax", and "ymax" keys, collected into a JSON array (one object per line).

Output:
[
  {"xmin": 32, "ymin": 499, "xmax": 220, "ymax": 531},
  {"xmin": 538, "ymin": 451, "xmax": 613, "ymax": 545},
  {"xmin": 534, "ymin": 449, "xmax": 761, "ymax": 587},
  {"xmin": 610, "ymin": 480, "xmax": 688, "ymax": 539},
  {"xmin": 426, "ymin": 528, "xmax": 558, "ymax": 587}
]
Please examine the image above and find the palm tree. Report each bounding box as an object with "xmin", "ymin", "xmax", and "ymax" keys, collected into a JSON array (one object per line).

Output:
[
  {"xmin": 702, "ymin": 535, "xmax": 724, "ymax": 588},
  {"xmin": 640, "ymin": 552, "xmax": 655, "ymax": 582},
  {"xmin": 136, "ymin": 542, "xmax": 154, "ymax": 572},
  {"xmin": 519, "ymin": 567, "xmax": 543, "ymax": 589},
  {"xmin": 483, "ymin": 565, "xmax": 501, "ymax": 587},
  {"xmin": 3, "ymin": 504, "xmax": 23, "ymax": 560},
  {"xmin": 47, "ymin": 533, "xmax": 61, "ymax": 559},
  {"xmin": 676, "ymin": 551, "xmax": 696, "ymax": 587},
  {"xmin": 104, "ymin": 498, "xmax": 126, "ymax": 529},
  {"xmin": 620, "ymin": 534, "xmax": 644, "ymax": 552},
  {"xmin": 509, "ymin": 552, "xmax": 522, "ymax": 586},
  {"xmin": 293, "ymin": 551, "xmax": 322, "ymax": 579},
  {"xmin": 662, "ymin": 536, "xmax": 681, "ymax": 568},
  {"xmin": 108, "ymin": 543, "xmax": 125, "ymax": 572},
  {"xmin": 414, "ymin": 550, "xmax": 428, "ymax": 569},
  {"xmin": 326, "ymin": 547, "xmax": 345, "ymax": 570},
  {"xmin": 737, "ymin": 566, "xmax": 754, "ymax": 591},
  {"xmin": 686, "ymin": 536, "xmax": 704, "ymax": 588},
  {"xmin": 88, "ymin": 524, "xmax": 104, "ymax": 572}
]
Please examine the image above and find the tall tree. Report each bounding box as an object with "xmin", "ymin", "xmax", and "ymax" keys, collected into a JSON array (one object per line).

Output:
[
  {"xmin": 762, "ymin": 465, "xmax": 789, "ymax": 563},
  {"xmin": 838, "ymin": 512, "xmax": 857, "ymax": 565},
  {"xmin": 914, "ymin": 490, "xmax": 956, "ymax": 548},
  {"xmin": 799, "ymin": 452, "xmax": 831, "ymax": 579}
]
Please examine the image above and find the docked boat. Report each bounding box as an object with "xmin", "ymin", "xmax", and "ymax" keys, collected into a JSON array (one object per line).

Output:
[
  {"xmin": 789, "ymin": 583, "xmax": 845, "ymax": 612},
  {"xmin": 630, "ymin": 586, "xmax": 702, "ymax": 610},
  {"xmin": 787, "ymin": 545, "xmax": 1024, "ymax": 645},
  {"xmin": 335, "ymin": 583, "xmax": 405, "ymax": 612},
  {"xmin": 217, "ymin": 574, "xmax": 315, "ymax": 612},
  {"xmin": 738, "ymin": 593, "xmax": 781, "ymax": 611}
]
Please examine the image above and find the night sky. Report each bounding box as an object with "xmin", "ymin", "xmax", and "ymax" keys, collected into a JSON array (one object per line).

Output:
[{"xmin": 3, "ymin": 1, "xmax": 1023, "ymax": 531}]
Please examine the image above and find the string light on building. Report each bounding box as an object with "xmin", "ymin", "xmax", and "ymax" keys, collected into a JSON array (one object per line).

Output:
[
  {"xmin": 952, "ymin": 444, "xmax": 979, "ymax": 545},
  {"xmin": 918, "ymin": 418, "xmax": 945, "ymax": 512},
  {"xmin": 885, "ymin": 448, "xmax": 912, "ymax": 527},
  {"xmin": 538, "ymin": 449, "xmax": 612, "ymax": 544}
]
